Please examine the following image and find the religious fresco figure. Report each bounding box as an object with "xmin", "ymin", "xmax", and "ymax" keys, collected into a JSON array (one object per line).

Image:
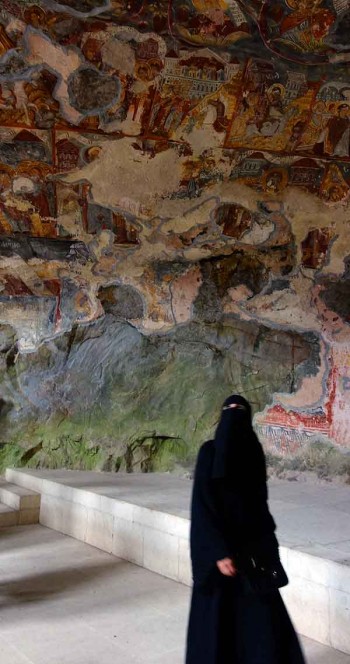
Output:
[
  {"xmin": 320, "ymin": 163, "xmax": 350, "ymax": 202},
  {"xmin": 262, "ymin": 167, "xmax": 288, "ymax": 194},
  {"xmin": 209, "ymin": 98, "xmax": 230, "ymax": 133},
  {"xmin": 23, "ymin": 5, "xmax": 49, "ymax": 28},
  {"xmin": 170, "ymin": 0, "xmax": 251, "ymax": 48},
  {"xmin": 260, "ymin": 0, "xmax": 338, "ymax": 63},
  {"xmin": 258, "ymin": 84, "xmax": 287, "ymax": 137},
  {"xmin": 0, "ymin": 81, "xmax": 25, "ymax": 126},
  {"xmin": 280, "ymin": 0, "xmax": 334, "ymax": 35},
  {"xmin": 229, "ymin": 73, "xmax": 305, "ymax": 150},
  {"xmin": 82, "ymin": 37, "xmax": 105, "ymax": 68},
  {"xmin": 23, "ymin": 70, "xmax": 60, "ymax": 129},
  {"xmin": 0, "ymin": 158, "xmax": 56, "ymax": 238},
  {"xmin": 314, "ymin": 103, "xmax": 350, "ymax": 158},
  {"xmin": 296, "ymin": 100, "xmax": 327, "ymax": 152},
  {"xmin": 0, "ymin": 84, "xmax": 16, "ymax": 111},
  {"xmin": 0, "ymin": 24, "xmax": 14, "ymax": 58}
]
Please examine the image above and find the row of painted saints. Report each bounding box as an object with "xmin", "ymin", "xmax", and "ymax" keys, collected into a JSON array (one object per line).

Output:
[
  {"xmin": 0, "ymin": 0, "xmax": 350, "ymax": 246},
  {"xmin": 227, "ymin": 74, "xmax": 350, "ymax": 160},
  {"xmin": 171, "ymin": 0, "xmax": 349, "ymax": 62},
  {"xmin": 4, "ymin": 1, "xmax": 348, "ymax": 58},
  {"xmin": 104, "ymin": 0, "xmax": 350, "ymax": 61}
]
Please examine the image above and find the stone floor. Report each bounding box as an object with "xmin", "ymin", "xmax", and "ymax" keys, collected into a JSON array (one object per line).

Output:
[{"xmin": 0, "ymin": 525, "xmax": 349, "ymax": 664}]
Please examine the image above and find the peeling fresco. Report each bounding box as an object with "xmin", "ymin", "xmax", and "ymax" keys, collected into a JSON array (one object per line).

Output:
[{"xmin": 0, "ymin": 0, "xmax": 350, "ymax": 468}]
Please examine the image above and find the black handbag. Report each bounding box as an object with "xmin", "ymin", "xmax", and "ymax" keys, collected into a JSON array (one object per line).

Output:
[{"xmin": 238, "ymin": 555, "xmax": 289, "ymax": 595}]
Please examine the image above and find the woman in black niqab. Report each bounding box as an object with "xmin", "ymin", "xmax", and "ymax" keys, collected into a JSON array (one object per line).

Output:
[{"xmin": 186, "ymin": 395, "xmax": 306, "ymax": 664}]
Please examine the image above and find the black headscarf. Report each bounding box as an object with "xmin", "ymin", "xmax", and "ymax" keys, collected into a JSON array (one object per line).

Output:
[{"xmin": 212, "ymin": 394, "xmax": 265, "ymax": 483}]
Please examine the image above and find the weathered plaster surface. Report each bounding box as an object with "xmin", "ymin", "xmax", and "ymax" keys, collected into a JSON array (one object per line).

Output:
[{"xmin": 0, "ymin": 0, "xmax": 350, "ymax": 468}]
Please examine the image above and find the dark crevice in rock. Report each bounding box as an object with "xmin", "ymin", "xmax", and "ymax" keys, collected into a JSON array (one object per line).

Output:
[
  {"xmin": 124, "ymin": 434, "xmax": 185, "ymax": 473},
  {"xmin": 6, "ymin": 344, "xmax": 19, "ymax": 370},
  {"xmin": 21, "ymin": 442, "xmax": 43, "ymax": 465},
  {"xmin": 0, "ymin": 398, "xmax": 13, "ymax": 418},
  {"xmin": 65, "ymin": 325, "xmax": 78, "ymax": 362},
  {"xmin": 193, "ymin": 250, "xmax": 269, "ymax": 322},
  {"xmin": 263, "ymin": 279, "xmax": 290, "ymax": 296},
  {"xmin": 152, "ymin": 261, "xmax": 190, "ymax": 283},
  {"xmin": 98, "ymin": 284, "xmax": 144, "ymax": 319},
  {"xmin": 0, "ymin": 325, "xmax": 17, "ymax": 353},
  {"xmin": 319, "ymin": 258, "xmax": 350, "ymax": 324}
]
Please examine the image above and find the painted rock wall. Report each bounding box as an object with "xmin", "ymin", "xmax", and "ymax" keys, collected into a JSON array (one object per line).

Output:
[{"xmin": 0, "ymin": 0, "xmax": 350, "ymax": 471}]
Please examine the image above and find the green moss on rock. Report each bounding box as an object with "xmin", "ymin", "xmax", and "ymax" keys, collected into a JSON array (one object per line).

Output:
[{"xmin": 0, "ymin": 316, "xmax": 320, "ymax": 473}]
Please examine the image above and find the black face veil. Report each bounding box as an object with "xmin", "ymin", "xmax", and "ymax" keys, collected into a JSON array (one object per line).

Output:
[{"xmin": 212, "ymin": 394, "xmax": 259, "ymax": 480}]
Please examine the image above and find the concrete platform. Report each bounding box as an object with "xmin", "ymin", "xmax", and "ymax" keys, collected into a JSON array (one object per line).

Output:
[
  {"xmin": 6, "ymin": 468, "xmax": 350, "ymax": 655},
  {"xmin": 1, "ymin": 524, "xmax": 349, "ymax": 664}
]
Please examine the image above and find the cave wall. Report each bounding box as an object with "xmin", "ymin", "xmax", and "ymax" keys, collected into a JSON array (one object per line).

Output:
[{"xmin": 0, "ymin": 0, "xmax": 350, "ymax": 470}]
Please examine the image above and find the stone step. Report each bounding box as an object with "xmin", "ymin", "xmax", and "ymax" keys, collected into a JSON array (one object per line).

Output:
[
  {"xmin": 0, "ymin": 503, "xmax": 18, "ymax": 528},
  {"xmin": 0, "ymin": 478, "xmax": 41, "ymax": 511}
]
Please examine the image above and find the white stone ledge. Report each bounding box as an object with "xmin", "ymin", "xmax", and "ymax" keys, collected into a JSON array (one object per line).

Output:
[
  {"xmin": 283, "ymin": 546, "xmax": 350, "ymax": 594},
  {"xmin": 132, "ymin": 505, "xmax": 190, "ymax": 539},
  {"xmin": 6, "ymin": 468, "xmax": 350, "ymax": 655},
  {"xmin": 6, "ymin": 468, "xmax": 44, "ymax": 493}
]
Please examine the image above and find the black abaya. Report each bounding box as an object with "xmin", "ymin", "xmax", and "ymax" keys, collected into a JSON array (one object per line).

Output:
[{"xmin": 186, "ymin": 438, "xmax": 306, "ymax": 664}]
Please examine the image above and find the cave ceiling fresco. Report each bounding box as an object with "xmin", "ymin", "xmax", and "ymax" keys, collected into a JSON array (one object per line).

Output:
[{"xmin": 0, "ymin": 0, "xmax": 350, "ymax": 456}]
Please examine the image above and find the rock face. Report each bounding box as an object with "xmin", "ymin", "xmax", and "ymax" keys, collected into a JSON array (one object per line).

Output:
[
  {"xmin": 0, "ymin": 1, "xmax": 349, "ymax": 470},
  {"xmin": 0, "ymin": 315, "xmax": 319, "ymax": 471}
]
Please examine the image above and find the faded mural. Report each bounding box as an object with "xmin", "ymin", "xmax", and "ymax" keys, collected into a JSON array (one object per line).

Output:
[{"xmin": 0, "ymin": 0, "xmax": 350, "ymax": 470}]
